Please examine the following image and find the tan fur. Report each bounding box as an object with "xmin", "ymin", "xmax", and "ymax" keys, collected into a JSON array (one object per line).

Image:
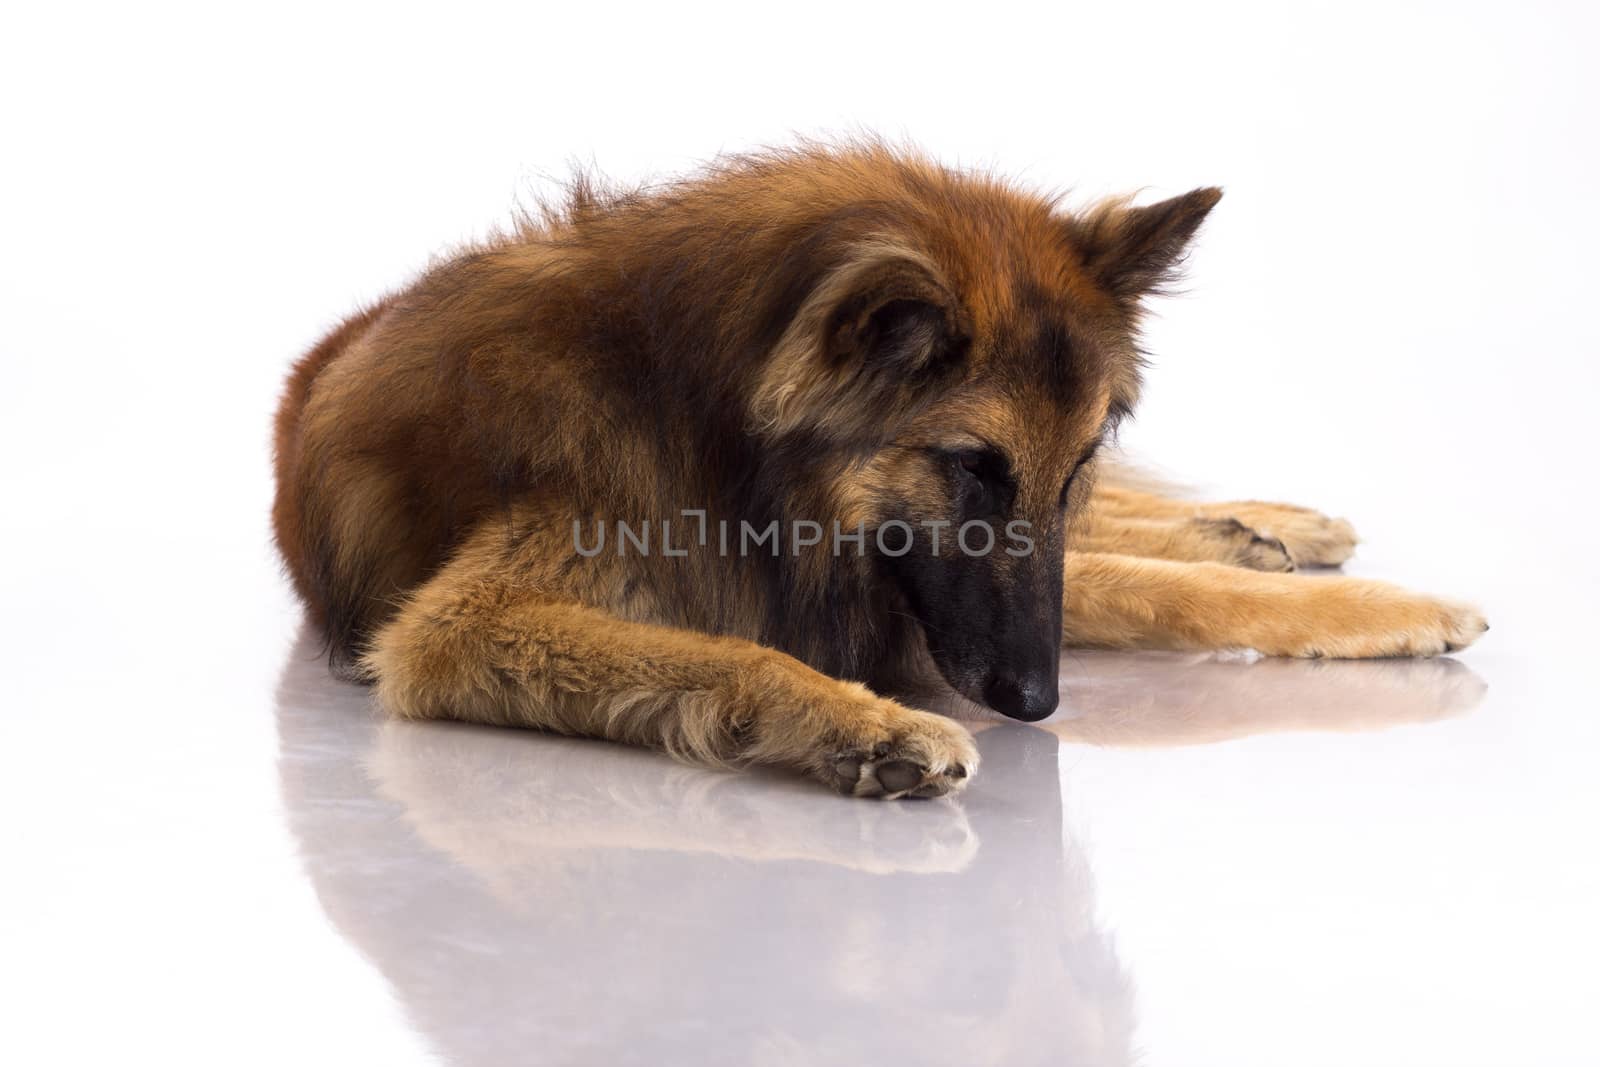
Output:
[
  {"xmin": 1062, "ymin": 474, "xmax": 1476, "ymax": 660},
  {"xmin": 363, "ymin": 513, "xmax": 978, "ymax": 798},
  {"xmin": 1085, "ymin": 483, "xmax": 1360, "ymax": 566},
  {"xmin": 1073, "ymin": 511, "xmax": 1297, "ymax": 571},
  {"xmin": 1060, "ymin": 550, "xmax": 1486, "ymax": 658}
]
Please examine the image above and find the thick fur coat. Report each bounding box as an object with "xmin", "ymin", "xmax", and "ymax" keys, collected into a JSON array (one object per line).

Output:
[{"xmin": 273, "ymin": 143, "xmax": 1485, "ymax": 796}]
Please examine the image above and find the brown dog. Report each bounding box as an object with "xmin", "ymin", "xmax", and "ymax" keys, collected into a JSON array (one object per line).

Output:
[{"xmin": 272, "ymin": 142, "xmax": 1486, "ymax": 797}]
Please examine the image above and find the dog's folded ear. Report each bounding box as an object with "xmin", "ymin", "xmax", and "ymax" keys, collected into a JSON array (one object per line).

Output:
[
  {"xmin": 750, "ymin": 241, "xmax": 969, "ymax": 440},
  {"xmin": 824, "ymin": 256, "xmax": 967, "ymax": 377},
  {"xmin": 1070, "ymin": 187, "xmax": 1223, "ymax": 304}
]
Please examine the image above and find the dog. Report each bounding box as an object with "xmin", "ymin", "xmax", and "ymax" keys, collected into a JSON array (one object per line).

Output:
[{"xmin": 272, "ymin": 142, "xmax": 1487, "ymax": 797}]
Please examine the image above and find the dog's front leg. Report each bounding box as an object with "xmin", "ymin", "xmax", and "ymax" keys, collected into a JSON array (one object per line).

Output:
[
  {"xmin": 1060, "ymin": 552, "xmax": 1487, "ymax": 658},
  {"xmin": 1088, "ymin": 484, "xmax": 1359, "ymax": 567},
  {"xmin": 1071, "ymin": 511, "xmax": 1297, "ymax": 572},
  {"xmin": 361, "ymin": 546, "xmax": 977, "ymax": 798}
]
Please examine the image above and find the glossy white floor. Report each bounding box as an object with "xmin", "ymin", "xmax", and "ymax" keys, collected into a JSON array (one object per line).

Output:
[{"xmin": 6, "ymin": 4, "xmax": 1599, "ymax": 1064}]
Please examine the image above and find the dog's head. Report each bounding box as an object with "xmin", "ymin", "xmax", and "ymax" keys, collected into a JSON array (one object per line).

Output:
[{"xmin": 748, "ymin": 154, "xmax": 1219, "ymax": 720}]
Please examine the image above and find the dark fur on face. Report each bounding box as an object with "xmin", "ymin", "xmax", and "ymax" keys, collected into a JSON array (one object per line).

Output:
[{"xmin": 272, "ymin": 141, "xmax": 1219, "ymax": 720}]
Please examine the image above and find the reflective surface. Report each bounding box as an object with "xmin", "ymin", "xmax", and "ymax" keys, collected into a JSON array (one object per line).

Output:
[
  {"xmin": 255, "ymin": 625, "xmax": 1592, "ymax": 1066},
  {"xmin": 277, "ymin": 631, "xmax": 1127, "ymax": 1066}
]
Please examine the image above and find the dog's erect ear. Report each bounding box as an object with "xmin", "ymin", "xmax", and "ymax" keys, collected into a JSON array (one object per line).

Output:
[
  {"xmin": 751, "ymin": 242, "xmax": 969, "ymax": 440},
  {"xmin": 1071, "ymin": 187, "xmax": 1223, "ymax": 303}
]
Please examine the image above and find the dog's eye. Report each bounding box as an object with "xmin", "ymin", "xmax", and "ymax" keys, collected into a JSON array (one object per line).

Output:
[
  {"xmin": 943, "ymin": 448, "xmax": 1013, "ymax": 516},
  {"xmin": 1060, "ymin": 439, "xmax": 1105, "ymax": 508},
  {"xmin": 948, "ymin": 449, "xmax": 996, "ymax": 485},
  {"xmin": 1059, "ymin": 469, "xmax": 1079, "ymax": 508}
]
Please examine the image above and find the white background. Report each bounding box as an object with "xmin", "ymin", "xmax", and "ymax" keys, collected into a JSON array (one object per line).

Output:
[{"xmin": 3, "ymin": 2, "xmax": 1597, "ymax": 1065}]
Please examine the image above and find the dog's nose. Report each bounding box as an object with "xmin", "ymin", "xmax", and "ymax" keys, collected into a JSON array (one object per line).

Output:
[{"xmin": 982, "ymin": 671, "xmax": 1059, "ymax": 722}]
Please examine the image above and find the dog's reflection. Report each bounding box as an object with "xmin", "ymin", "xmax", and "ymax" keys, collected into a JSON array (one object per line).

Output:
[
  {"xmin": 1046, "ymin": 649, "xmax": 1486, "ymax": 745},
  {"xmin": 910, "ymin": 648, "xmax": 1485, "ymax": 748},
  {"xmin": 275, "ymin": 630, "xmax": 1135, "ymax": 1067},
  {"xmin": 275, "ymin": 630, "xmax": 1485, "ymax": 1066}
]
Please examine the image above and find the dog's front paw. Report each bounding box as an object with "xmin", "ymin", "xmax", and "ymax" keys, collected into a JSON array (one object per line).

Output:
[
  {"xmin": 1321, "ymin": 596, "xmax": 1487, "ymax": 658},
  {"xmin": 1207, "ymin": 503, "xmax": 1358, "ymax": 568},
  {"xmin": 1259, "ymin": 583, "xmax": 1489, "ymax": 659},
  {"xmin": 1190, "ymin": 517, "xmax": 1295, "ymax": 572},
  {"xmin": 819, "ymin": 702, "xmax": 978, "ymax": 799},
  {"xmin": 1274, "ymin": 514, "xmax": 1359, "ymax": 568}
]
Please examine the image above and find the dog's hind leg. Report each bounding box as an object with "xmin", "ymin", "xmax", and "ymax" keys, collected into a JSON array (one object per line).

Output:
[
  {"xmin": 1088, "ymin": 484, "xmax": 1359, "ymax": 567},
  {"xmin": 361, "ymin": 529, "xmax": 978, "ymax": 798},
  {"xmin": 1060, "ymin": 551, "xmax": 1487, "ymax": 658}
]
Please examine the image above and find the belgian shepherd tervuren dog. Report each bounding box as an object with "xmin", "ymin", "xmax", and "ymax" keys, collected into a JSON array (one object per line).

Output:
[{"xmin": 272, "ymin": 142, "xmax": 1486, "ymax": 797}]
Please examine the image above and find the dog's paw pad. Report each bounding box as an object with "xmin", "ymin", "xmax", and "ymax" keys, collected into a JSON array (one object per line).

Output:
[
  {"xmin": 874, "ymin": 760, "xmax": 924, "ymax": 794},
  {"xmin": 821, "ymin": 713, "xmax": 977, "ymax": 799}
]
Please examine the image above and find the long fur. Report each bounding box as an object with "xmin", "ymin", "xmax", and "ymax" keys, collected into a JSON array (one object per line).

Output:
[{"xmin": 271, "ymin": 141, "xmax": 1485, "ymax": 796}]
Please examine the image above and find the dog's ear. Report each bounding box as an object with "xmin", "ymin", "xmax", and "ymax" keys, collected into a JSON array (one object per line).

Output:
[
  {"xmin": 1070, "ymin": 187, "xmax": 1223, "ymax": 304},
  {"xmin": 751, "ymin": 242, "xmax": 969, "ymax": 440},
  {"xmin": 824, "ymin": 256, "xmax": 968, "ymax": 378}
]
